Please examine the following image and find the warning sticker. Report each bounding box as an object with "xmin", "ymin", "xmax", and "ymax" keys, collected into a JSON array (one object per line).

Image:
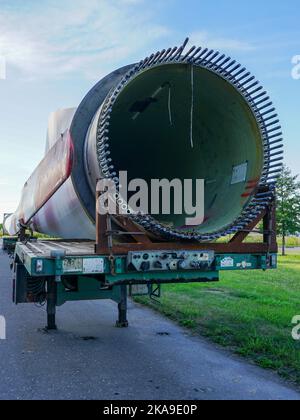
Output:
[
  {"xmin": 237, "ymin": 261, "xmax": 252, "ymax": 269},
  {"xmin": 63, "ymin": 258, "xmax": 83, "ymax": 273},
  {"xmin": 220, "ymin": 257, "xmax": 234, "ymax": 268},
  {"xmin": 83, "ymin": 258, "xmax": 105, "ymax": 274}
]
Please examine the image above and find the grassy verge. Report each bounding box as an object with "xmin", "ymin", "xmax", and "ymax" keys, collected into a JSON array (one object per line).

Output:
[
  {"xmin": 0, "ymin": 231, "xmax": 56, "ymax": 239},
  {"xmin": 278, "ymin": 237, "xmax": 300, "ymax": 248},
  {"xmin": 218, "ymin": 235, "xmax": 300, "ymax": 248},
  {"xmin": 135, "ymin": 255, "xmax": 300, "ymax": 385}
]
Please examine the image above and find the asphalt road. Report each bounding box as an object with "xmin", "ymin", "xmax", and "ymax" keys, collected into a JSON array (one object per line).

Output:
[{"xmin": 0, "ymin": 242, "xmax": 299, "ymax": 401}]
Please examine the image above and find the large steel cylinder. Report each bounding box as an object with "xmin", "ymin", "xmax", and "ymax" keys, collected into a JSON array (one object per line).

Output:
[{"xmin": 5, "ymin": 39, "xmax": 283, "ymax": 241}]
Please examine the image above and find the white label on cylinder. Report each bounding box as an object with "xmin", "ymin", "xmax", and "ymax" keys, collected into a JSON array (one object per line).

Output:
[{"xmin": 231, "ymin": 162, "xmax": 248, "ymax": 185}]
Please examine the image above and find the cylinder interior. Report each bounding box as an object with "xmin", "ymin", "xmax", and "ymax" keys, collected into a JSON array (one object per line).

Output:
[{"xmin": 107, "ymin": 63, "xmax": 264, "ymax": 234}]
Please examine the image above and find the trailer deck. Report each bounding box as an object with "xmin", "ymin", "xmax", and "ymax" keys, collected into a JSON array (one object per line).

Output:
[
  {"xmin": 15, "ymin": 239, "xmax": 277, "ymax": 279},
  {"xmin": 8, "ymin": 195, "xmax": 278, "ymax": 331}
]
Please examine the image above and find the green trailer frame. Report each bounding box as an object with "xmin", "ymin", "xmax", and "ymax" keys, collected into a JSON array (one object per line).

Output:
[
  {"xmin": 8, "ymin": 196, "xmax": 278, "ymax": 331},
  {"xmin": 2, "ymin": 236, "xmax": 18, "ymax": 253},
  {"xmin": 11, "ymin": 237, "xmax": 277, "ymax": 330}
]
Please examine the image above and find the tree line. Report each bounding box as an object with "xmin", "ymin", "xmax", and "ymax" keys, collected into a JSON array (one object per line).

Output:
[{"xmin": 277, "ymin": 165, "xmax": 300, "ymax": 255}]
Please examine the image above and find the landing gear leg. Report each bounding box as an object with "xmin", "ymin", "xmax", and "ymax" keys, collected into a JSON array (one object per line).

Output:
[
  {"xmin": 116, "ymin": 285, "xmax": 129, "ymax": 328},
  {"xmin": 46, "ymin": 278, "xmax": 57, "ymax": 330}
]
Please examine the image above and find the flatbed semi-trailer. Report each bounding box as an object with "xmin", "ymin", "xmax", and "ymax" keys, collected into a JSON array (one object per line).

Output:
[{"xmin": 11, "ymin": 237, "xmax": 277, "ymax": 330}]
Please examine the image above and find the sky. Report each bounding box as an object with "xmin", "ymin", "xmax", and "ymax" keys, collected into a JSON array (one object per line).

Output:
[{"xmin": 0, "ymin": 0, "xmax": 299, "ymax": 220}]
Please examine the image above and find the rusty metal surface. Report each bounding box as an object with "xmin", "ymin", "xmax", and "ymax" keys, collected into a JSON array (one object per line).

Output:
[{"xmin": 95, "ymin": 198, "xmax": 278, "ymax": 256}]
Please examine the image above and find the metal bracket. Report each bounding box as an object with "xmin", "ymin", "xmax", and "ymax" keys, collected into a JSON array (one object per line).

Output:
[
  {"xmin": 150, "ymin": 284, "xmax": 161, "ymax": 303},
  {"xmin": 50, "ymin": 250, "xmax": 66, "ymax": 283},
  {"xmin": 95, "ymin": 185, "xmax": 278, "ymax": 256}
]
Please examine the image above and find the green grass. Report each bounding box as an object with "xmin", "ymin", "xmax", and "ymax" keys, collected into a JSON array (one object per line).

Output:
[
  {"xmin": 218, "ymin": 235, "xmax": 300, "ymax": 248},
  {"xmin": 278, "ymin": 236, "xmax": 300, "ymax": 247},
  {"xmin": 135, "ymin": 255, "xmax": 300, "ymax": 385}
]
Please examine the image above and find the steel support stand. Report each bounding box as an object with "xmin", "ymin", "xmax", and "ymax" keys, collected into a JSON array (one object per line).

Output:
[
  {"xmin": 116, "ymin": 285, "xmax": 129, "ymax": 328},
  {"xmin": 46, "ymin": 277, "xmax": 57, "ymax": 330}
]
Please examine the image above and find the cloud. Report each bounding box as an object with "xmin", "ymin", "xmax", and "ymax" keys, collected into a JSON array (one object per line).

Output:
[
  {"xmin": 0, "ymin": 0, "xmax": 170, "ymax": 80},
  {"xmin": 189, "ymin": 31, "xmax": 256, "ymax": 52},
  {"xmin": 0, "ymin": 1, "xmax": 259, "ymax": 82}
]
